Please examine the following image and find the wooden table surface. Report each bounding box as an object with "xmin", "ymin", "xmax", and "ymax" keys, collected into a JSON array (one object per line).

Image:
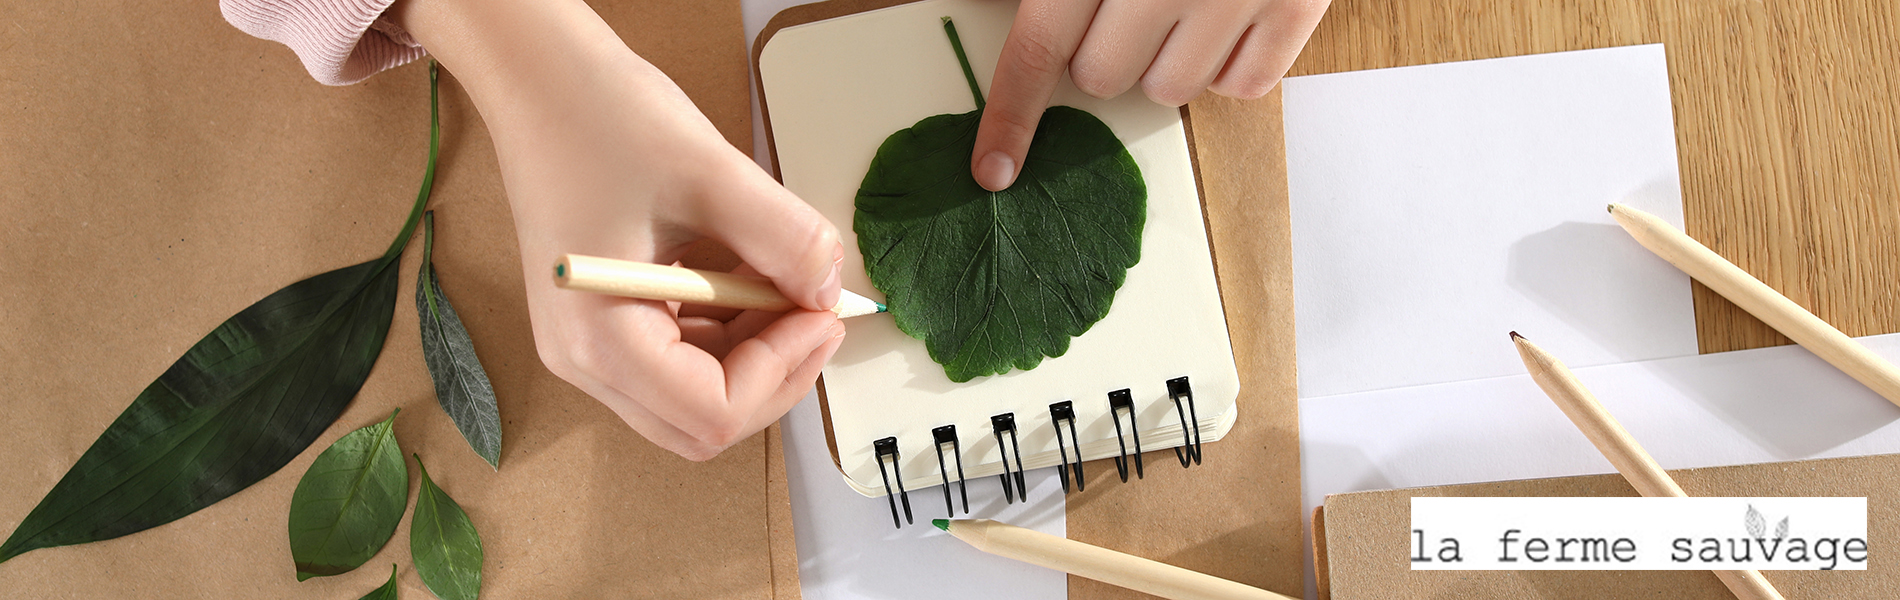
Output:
[{"xmin": 1289, "ymin": 0, "xmax": 1900, "ymax": 354}]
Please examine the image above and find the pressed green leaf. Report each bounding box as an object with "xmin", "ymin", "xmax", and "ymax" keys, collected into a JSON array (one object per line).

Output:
[
  {"xmin": 358, "ymin": 565, "xmax": 401, "ymax": 600},
  {"xmin": 411, "ymin": 456, "xmax": 482, "ymax": 600},
  {"xmin": 854, "ymin": 19, "xmax": 1145, "ymax": 382},
  {"xmin": 0, "ymin": 62, "xmax": 443, "ymax": 565},
  {"xmin": 416, "ymin": 212, "xmax": 502, "ymax": 468},
  {"xmin": 289, "ymin": 409, "xmax": 409, "ymax": 581}
]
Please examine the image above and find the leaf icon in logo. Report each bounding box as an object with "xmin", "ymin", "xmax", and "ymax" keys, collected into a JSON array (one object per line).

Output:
[
  {"xmin": 1775, "ymin": 516, "xmax": 1789, "ymax": 541},
  {"xmin": 1745, "ymin": 505, "xmax": 1766, "ymax": 539}
]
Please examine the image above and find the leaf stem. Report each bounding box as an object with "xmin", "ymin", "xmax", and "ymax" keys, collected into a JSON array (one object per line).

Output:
[
  {"xmin": 941, "ymin": 17, "xmax": 984, "ymax": 110},
  {"xmin": 382, "ymin": 61, "xmax": 443, "ymax": 262},
  {"xmin": 421, "ymin": 211, "xmax": 439, "ymax": 316}
]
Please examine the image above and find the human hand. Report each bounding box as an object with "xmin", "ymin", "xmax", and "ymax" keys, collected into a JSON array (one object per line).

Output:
[
  {"xmin": 972, "ymin": 0, "xmax": 1330, "ymax": 191},
  {"xmin": 391, "ymin": 0, "xmax": 845, "ymax": 461}
]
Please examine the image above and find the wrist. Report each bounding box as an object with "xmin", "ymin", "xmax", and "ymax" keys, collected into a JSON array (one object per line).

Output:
[{"xmin": 385, "ymin": 0, "xmax": 661, "ymax": 133}]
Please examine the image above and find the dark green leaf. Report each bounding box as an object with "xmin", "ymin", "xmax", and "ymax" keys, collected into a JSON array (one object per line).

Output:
[
  {"xmin": 289, "ymin": 410, "xmax": 408, "ymax": 581},
  {"xmin": 0, "ymin": 62, "xmax": 443, "ymax": 564},
  {"xmin": 417, "ymin": 212, "xmax": 502, "ymax": 469},
  {"xmin": 358, "ymin": 565, "xmax": 401, "ymax": 600},
  {"xmin": 853, "ymin": 19, "xmax": 1145, "ymax": 382},
  {"xmin": 411, "ymin": 456, "xmax": 482, "ymax": 600}
]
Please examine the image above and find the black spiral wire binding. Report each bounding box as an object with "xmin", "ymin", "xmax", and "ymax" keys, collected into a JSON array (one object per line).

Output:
[
  {"xmin": 1049, "ymin": 401, "xmax": 1085, "ymax": 493},
  {"xmin": 990, "ymin": 413, "xmax": 1027, "ymax": 503},
  {"xmin": 1168, "ymin": 377, "xmax": 1203, "ymax": 468},
  {"xmin": 932, "ymin": 425, "xmax": 969, "ymax": 517},
  {"xmin": 865, "ymin": 376, "xmax": 1205, "ymax": 525},
  {"xmin": 874, "ymin": 437, "xmax": 912, "ymax": 528},
  {"xmin": 1108, "ymin": 389, "xmax": 1144, "ymax": 482}
]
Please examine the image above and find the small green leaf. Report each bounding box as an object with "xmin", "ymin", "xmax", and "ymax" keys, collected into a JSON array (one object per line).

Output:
[
  {"xmin": 417, "ymin": 212, "xmax": 503, "ymax": 468},
  {"xmin": 411, "ymin": 455, "xmax": 482, "ymax": 600},
  {"xmin": 289, "ymin": 410, "xmax": 409, "ymax": 581},
  {"xmin": 0, "ymin": 61, "xmax": 443, "ymax": 565},
  {"xmin": 358, "ymin": 565, "xmax": 401, "ymax": 600},
  {"xmin": 853, "ymin": 19, "xmax": 1145, "ymax": 382}
]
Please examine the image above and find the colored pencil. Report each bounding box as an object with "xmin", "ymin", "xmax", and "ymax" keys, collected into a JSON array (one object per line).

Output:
[
  {"xmin": 553, "ymin": 253, "xmax": 885, "ymax": 318},
  {"xmin": 1513, "ymin": 332, "xmax": 1784, "ymax": 600},
  {"xmin": 1609, "ymin": 203, "xmax": 1900, "ymax": 409},
  {"xmin": 935, "ymin": 518, "xmax": 1296, "ymax": 600}
]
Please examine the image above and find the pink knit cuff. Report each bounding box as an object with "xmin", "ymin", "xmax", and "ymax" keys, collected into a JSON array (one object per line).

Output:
[{"xmin": 222, "ymin": 0, "xmax": 428, "ymax": 86}]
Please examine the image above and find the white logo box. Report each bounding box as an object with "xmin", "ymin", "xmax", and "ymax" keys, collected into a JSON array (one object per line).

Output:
[{"xmin": 1411, "ymin": 497, "xmax": 1867, "ymax": 570}]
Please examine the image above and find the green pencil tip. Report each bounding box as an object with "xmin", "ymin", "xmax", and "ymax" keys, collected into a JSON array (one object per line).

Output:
[
  {"xmin": 876, "ymin": 301, "xmax": 888, "ymax": 313},
  {"xmin": 555, "ymin": 263, "xmax": 565, "ymax": 277},
  {"xmin": 932, "ymin": 519, "xmax": 949, "ymax": 532}
]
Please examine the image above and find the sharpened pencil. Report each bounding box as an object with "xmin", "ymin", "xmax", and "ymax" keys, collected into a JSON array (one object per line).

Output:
[
  {"xmin": 553, "ymin": 253, "xmax": 886, "ymax": 318},
  {"xmin": 935, "ymin": 518, "xmax": 1297, "ymax": 600},
  {"xmin": 1609, "ymin": 203, "xmax": 1900, "ymax": 409},
  {"xmin": 1512, "ymin": 332, "xmax": 1784, "ymax": 600}
]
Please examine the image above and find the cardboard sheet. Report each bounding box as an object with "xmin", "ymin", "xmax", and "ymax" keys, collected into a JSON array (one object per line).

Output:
[
  {"xmin": 753, "ymin": 1, "xmax": 1303, "ymax": 599},
  {"xmin": 1315, "ymin": 454, "xmax": 1900, "ymax": 598},
  {"xmin": 0, "ymin": 0, "xmax": 797, "ymax": 597}
]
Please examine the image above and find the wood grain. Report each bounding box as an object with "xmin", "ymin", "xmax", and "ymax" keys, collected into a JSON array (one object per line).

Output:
[{"xmin": 1289, "ymin": 0, "xmax": 1900, "ymax": 354}]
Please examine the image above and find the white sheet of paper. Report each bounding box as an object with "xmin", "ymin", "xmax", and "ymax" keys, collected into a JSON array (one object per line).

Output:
[
  {"xmin": 1284, "ymin": 44, "xmax": 1698, "ymax": 399},
  {"xmin": 1301, "ymin": 332, "xmax": 1900, "ymax": 510},
  {"xmin": 1284, "ymin": 44, "xmax": 1701, "ymax": 599},
  {"xmin": 744, "ymin": 2, "xmax": 1065, "ymax": 599}
]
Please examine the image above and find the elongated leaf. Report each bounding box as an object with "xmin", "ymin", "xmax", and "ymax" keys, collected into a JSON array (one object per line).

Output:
[
  {"xmin": 289, "ymin": 409, "xmax": 408, "ymax": 580},
  {"xmin": 854, "ymin": 19, "xmax": 1145, "ymax": 382},
  {"xmin": 411, "ymin": 456, "xmax": 482, "ymax": 600},
  {"xmin": 417, "ymin": 212, "xmax": 502, "ymax": 468},
  {"xmin": 0, "ymin": 62, "xmax": 443, "ymax": 564},
  {"xmin": 359, "ymin": 565, "xmax": 401, "ymax": 600}
]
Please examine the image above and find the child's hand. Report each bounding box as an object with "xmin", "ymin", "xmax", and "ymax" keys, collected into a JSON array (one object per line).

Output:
[
  {"xmin": 392, "ymin": 0, "xmax": 844, "ymax": 461},
  {"xmin": 972, "ymin": 0, "xmax": 1330, "ymax": 191}
]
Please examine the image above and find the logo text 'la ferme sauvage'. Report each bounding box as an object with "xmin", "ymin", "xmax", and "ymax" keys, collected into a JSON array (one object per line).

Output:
[{"xmin": 1410, "ymin": 497, "xmax": 1868, "ymax": 570}]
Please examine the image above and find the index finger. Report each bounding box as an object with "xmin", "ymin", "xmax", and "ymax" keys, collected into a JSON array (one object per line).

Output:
[{"xmin": 971, "ymin": 0, "xmax": 1103, "ymax": 192}]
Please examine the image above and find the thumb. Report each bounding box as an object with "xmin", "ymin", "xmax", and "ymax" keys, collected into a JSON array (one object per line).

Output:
[
  {"xmin": 691, "ymin": 162, "xmax": 843, "ymax": 312},
  {"xmin": 972, "ymin": 0, "xmax": 1101, "ymax": 192}
]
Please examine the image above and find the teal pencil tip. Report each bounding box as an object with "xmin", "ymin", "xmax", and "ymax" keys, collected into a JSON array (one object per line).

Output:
[
  {"xmin": 932, "ymin": 519, "xmax": 949, "ymax": 532},
  {"xmin": 555, "ymin": 263, "xmax": 565, "ymax": 277},
  {"xmin": 876, "ymin": 301, "xmax": 889, "ymax": 313}
]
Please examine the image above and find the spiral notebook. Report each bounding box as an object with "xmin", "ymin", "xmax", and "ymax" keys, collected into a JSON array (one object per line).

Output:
[{"xmin": 755, "ymin": 0, "xmax": 1240, "ymax": 514}]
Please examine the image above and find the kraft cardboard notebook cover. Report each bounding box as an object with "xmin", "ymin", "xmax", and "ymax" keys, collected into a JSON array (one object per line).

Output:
[
  {"xmin": 754, "ymin": 1, "xmax": 1302, "ymax": 596},
  {"xmin": 0, "ymin": 0, "xmax": 800, "ymax": 597},
  {"xmin": 1313, "ymin": 455, "xmax": 1900, "ymax": 599}
]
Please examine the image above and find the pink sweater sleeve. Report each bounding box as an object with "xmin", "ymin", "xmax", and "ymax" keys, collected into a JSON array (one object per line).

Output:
[{"xmin": 222, "ymin": 0, "xmax": 427, "ymax": 86}]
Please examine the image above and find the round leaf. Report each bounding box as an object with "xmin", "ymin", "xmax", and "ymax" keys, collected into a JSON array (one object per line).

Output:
[{"xmin": 854, "ymin": 106, "xmax": 1145, "ymax": 382}]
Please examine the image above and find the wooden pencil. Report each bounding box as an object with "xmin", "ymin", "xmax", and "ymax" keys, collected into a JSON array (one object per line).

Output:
[
  {"xmin": 1512, "ymin": 332, "xmax": 1784, "ymax": 600},
  {"xmin": 935, "ymin": 518, "xmax": 1296, "ymax": 600},
  {"xmin": 553, "ymin": 253, "xmax": 886, "ymax": 318},
  {"xmin": 1609, "ymin": 203, "xmax": 1900, "ymax": 409}
]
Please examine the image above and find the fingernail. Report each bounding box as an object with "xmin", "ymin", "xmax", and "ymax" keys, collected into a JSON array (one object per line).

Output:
[
  {"xmin": 976, "ymin": 151, "xmax": 1015, "ymax": 191},
  {"xmin": 818, "ymin": 258, "xmax": 842, "ymax": 309},
  {"xmin": 828, "ymin": 321, "xmax": 847, "ymax": 339}
]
